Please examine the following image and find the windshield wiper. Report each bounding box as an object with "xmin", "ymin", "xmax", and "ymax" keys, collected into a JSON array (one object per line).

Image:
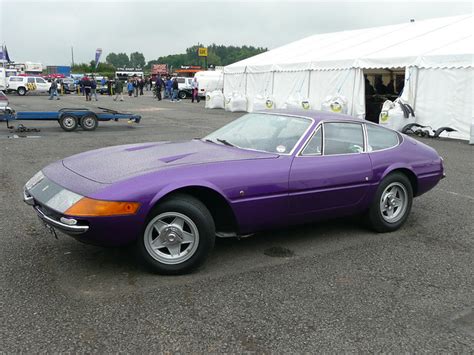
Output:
[
  {"xmin": 216, "ymin": 138, "xmax": 235, "ymax": 147},
  {"xmin": 203, "ymin": 138, "xmax": 217, "ymax": 144}
]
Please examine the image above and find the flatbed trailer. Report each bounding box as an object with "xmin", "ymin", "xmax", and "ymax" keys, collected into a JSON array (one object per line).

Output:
[{"xmin": 0, "ymin": 94, "xmax": 141, "ymax": 132}]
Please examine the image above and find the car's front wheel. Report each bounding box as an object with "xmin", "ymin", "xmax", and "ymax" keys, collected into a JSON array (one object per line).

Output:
[
  {"xmin": 367, "ymin": 172, "xmax": 413, "ymax": 232},
  {"xmin": 138, "ymin": 195, "xmax": 216, "ymax": 274}
]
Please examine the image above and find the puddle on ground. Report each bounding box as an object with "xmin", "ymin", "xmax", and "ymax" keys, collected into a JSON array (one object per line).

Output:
[{"xmin": 7, "ymin": 134, "xmax": 42, "ymax": 139}]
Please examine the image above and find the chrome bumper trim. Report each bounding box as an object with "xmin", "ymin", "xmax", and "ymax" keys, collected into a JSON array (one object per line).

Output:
[{"xmin": 33, "ymin": 205, "xmax": 89, "ymax": 234}]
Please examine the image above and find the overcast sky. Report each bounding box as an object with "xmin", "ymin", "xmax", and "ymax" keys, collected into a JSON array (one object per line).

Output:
[{"xmin": 0, "ymin": 0, "xmax": 472, "ymax": 65}]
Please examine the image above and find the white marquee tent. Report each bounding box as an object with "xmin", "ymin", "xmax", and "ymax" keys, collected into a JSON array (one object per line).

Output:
[{"xmin": 224, "ymin": 15, "xmax": 473, "ymax": 140}]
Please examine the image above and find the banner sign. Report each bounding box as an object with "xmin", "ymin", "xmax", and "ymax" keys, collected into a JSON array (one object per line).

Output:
[
  {"xmin": 95, "ymin": 48, "xmax": 102, "ymax": 69},
  {"xmin": 151, "ymin": 64, "xmax": 168, "ymax": 75}
]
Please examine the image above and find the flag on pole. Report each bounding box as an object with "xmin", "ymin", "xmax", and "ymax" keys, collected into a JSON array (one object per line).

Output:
[
  {"xmin": 0, "ymin": 45, "xmax": 11, "ymax": 62},
  {"xmin": 95, "ymin": 48, "xmax": 102, "ymax": 69}
]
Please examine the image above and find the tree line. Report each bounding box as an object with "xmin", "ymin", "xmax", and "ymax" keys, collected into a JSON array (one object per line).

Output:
[{"xmin": 71, "ymin": 44, "xmax": 267, "ymax": 75}]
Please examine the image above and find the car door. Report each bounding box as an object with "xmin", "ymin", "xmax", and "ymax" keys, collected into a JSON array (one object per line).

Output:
[
  {"xmin": 35, "ymin": 77, "xmax": 49, "ymax": 92},
  {"xmin": 289, "ymin": 121, "xmax": 373, "ymax": 221}
]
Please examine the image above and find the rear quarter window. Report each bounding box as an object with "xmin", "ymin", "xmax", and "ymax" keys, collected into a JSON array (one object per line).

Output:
[
  {"xmin": 9, "ymin": 77, "xmax": 23, "ymax": 82},
  {"xmin": 366, "ymin": 124, "xmax": 400, "ymax": 151}
]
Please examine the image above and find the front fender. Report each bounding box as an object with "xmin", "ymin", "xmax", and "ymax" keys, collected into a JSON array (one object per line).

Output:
[{"xmin": 148, "ymin": 180, "xmax": 231, "ymax": 208}]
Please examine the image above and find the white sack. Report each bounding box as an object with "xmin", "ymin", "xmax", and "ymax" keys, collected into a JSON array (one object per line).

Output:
[
  {"xmin": 321, "ymin": 94, "xmax": 348, "ymax": 114},
  {"xmin": 225, "ymin": 93, "xmax": 248, "ymax": 112},
  {"xmin": 247, "ymin": 95, "xmax": 275, "ymax": 112},
  {"xmin": 378, "ymin": 99, "xmax": 415, "ymax": 131},
  {"xmin": 285, "ymin": 93, "xmax": 311, "ymax": 110},
  {"xmin": 205, "ymin": 90, "xmax": 225, "ymax": 109}
]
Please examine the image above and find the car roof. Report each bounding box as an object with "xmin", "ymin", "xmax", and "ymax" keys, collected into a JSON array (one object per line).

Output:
[{"xmin": 257, "ymin": 109, "xmax": 363, "ymax": 124}]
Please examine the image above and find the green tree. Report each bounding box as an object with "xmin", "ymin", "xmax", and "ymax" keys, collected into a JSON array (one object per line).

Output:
[
  {"xmin": 130, "ymin": 52, "xmax": 146, "ymax": 68},
  {"xmin": 106, "ymin": 52, "xmax": 130, "ymax": 68}
]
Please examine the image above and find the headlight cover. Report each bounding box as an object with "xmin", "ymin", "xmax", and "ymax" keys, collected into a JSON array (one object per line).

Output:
[{"xmin": 25, "ymin": 171, "xmax": 45, "ymax": 190}]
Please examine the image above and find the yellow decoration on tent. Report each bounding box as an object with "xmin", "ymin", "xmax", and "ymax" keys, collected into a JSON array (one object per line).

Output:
[
  {"xmin": 330, "ymin": 102, "xmax": 342, "ymax": 113},
  {"xmin": 302, "ymin": 101, "xmax": 310, "ymax": 110},
  {"xmin": 380, "ymin": 111, "xmax": 389, "ymax": 122},
  {"xmin": 265, "ymin": 99, "xmax": 274, "ymax": 109}
]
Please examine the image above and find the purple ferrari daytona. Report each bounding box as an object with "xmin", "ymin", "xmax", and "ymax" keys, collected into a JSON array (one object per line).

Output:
[{"xmin": 24, "ymin": 110, "xmax": 444, "ymax": 274}]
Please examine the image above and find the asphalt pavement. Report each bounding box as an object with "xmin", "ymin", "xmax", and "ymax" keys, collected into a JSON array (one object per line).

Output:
[{"xmin": 0, "ymin": 91, "xmax": 472, "ymax": 352}]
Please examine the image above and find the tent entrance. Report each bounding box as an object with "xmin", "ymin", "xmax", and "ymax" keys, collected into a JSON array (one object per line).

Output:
[{"xmin": 364, "ymin": 68, "xmax": 405, "ymax": 123}]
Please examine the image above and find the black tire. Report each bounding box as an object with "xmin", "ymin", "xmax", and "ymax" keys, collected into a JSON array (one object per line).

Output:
[
  {"xmin": 17, "ymin": 87, "xmax": 26, "ymax": 96},
  {"xmin": 366, "ymin": 172, "xmax": 413, "ymax": 233},
  {"xmin": 80, "ymin": 114, "xmax": 98, "ymax": 131},
  {"xmin": 137, "ymin": 194, "xmax": 216, "ymax": 275},
  {"xmin": 178, "ymin": 91, "xmax": 187, "ymax": 100},
  {"xmin": 59, "ymin": 114, "xmax": 78, "ymax": 132}
]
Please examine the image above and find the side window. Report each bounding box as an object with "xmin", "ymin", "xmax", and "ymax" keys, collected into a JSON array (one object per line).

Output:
[
  {"xmin": 35, "ymin": 78, "xmax": 46, "ymax": 83},
  {"xmin": 27, "ymin": 77, "xmax": 35, "ymax": 83},
  {"xmin": 302, "ymin": 127, "xmax": 322, "ymax": 155},
  {"xmin": 324, "ymin": 122, "xmax": 364, "ymax": 155},
  {"xmin": 366, "ymin": 124, "xmax": 399, "ymax": 151}
]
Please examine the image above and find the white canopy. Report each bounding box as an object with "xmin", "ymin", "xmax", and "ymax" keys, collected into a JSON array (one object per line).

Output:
[
  {"xmin": 225, "ymin": 15, "xmax": 473, "ymax": 73},
  {"xmin": 224, "ymin": 15, "xmax": 473, "ymax": 140}
]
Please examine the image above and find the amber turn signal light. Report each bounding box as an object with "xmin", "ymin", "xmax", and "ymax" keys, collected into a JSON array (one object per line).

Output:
[{"xmin": 65, "ymin": 197, "xmax": 140, "ymax": 217}]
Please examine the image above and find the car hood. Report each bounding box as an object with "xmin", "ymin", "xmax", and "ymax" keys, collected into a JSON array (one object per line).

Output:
[{"xmin": 62, "ymin": 140, "xmax": 278, "ymax": 184}]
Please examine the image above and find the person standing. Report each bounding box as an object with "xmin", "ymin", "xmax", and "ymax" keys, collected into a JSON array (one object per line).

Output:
[
  {"xmin": 139, "ymin": 78, "xmax": 144, "ymax": 95},
  {"xmin": 171, "ymin": 78, "xmax": 179, "ymax": 102},
  {"xmin": 155, "ymin": 75, "xmax": 164, "ymax": 101},
  {"xmin": 166, "ymin": 77, "xmax": 173, "ymax": 100},
  {"xmin": 82, "ymin": 76, "xmax": 92, "ymax": 101},
  {"xmin": 133, "ymin": 77, "xmax": 139, "ymax": 97},
  {"xmin": 127, "ymin": 79, "xmax": 134, "ymax": 97},
  {"xmin": 48, "ymin": 79, "xmax": 60, "ymax": 100},
  {"xmin": 191, "ymin": 77, "xmax": 200, "ymax": 103},
  {"xmin": 90, "ymin": 77, "xmax": 98, "ymax": 101},
  {"xmin": 113, "ymin": 78, "xmax": 124, "ymax": 101}
]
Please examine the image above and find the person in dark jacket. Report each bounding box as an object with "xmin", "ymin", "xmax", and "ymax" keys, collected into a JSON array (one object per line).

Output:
[
  {"xmin": 155, "ymin": 75, "xmax": 164, "ymax": 101},
  {"xmin": 90, "ymin": 77, "xmax": 98, "ymax": 101},
  {"xmin": 171, "ymin": 78, "xmax": 179, "ymax": 102},
  {"xmin": 82, "ymin": 76, "xmax": 92, "ymax": 101},
  {"xmin": 113, "ymin": 78, "xmax": 124, "ymax": 101},
  {"xmin": 139, "ymin": 78, "xmax": 144, "ymax": 95}
]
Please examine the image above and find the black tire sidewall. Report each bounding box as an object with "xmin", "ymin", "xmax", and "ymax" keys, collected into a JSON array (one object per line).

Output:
[
  {"xmin": 138, "ymin": 195, "xmax": 216, "ymax": 274},
  {"xmin": 59, "ymin": 114, "xmax": 78, "ymax": 131},
  {"xmin": 80, "ymin": 114, "xmax": 98, "ymax": 131},
  {"xmin": 17, "ymin": 87, "xmax": 26, "ymax": 96},
  {"xmin": 368, "ymin": 172, "xmax": 413, "ymax": 232}
]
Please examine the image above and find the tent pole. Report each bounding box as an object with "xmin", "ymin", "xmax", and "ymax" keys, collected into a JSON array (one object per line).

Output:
[
  {"xmin": 271, "ymin": 71, "xmax": 275, "ymax": 95},
  {"xmin": 307, "ymin": 70, "xmax": 312, "ymax": 98}
]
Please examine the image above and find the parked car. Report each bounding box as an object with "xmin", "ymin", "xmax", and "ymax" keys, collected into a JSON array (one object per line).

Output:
[
  {"xmin": 176, "ymin": 77, "xmax": 193, "ymax": 99},
  {"xmin": 23, "ymin": 110, "xmax": 444, "ymax": 274},
  {"xmin": 59, "ymin": 78, "xmax": 76, "ymax": 93},
  {"xmin": 6, "ymin": 76, "xmax": 51, "ymax": 96},
  {"xmin": 194, "ymin": 70, "xmax": 223, "ymax": 97}
]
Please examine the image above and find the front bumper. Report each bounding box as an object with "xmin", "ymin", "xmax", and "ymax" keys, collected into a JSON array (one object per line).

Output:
[{"xmin": 23, "ymin": 188, "xmax": 89, "ymax": 235}]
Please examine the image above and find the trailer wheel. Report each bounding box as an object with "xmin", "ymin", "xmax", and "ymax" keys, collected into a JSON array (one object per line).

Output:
[
  {"xmin": 80, "ymin": 114, "xmax": 98, "ymax": 131},
  {"xmin": 59, "ymin": 114, "xmax": 78, "ymax": 132},
  {"xmin": 17, "ymin": 87, "xmax": 27, "ymax": 96}
]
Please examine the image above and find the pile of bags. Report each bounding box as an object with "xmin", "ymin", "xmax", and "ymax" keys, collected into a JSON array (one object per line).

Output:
[
  {"xmin": 321, "ymin": 94, "xmax": 348, "ymax": 114},
  {"xmin": 379, "ymin": 98, "xmax": 415, "ymax": 131}
]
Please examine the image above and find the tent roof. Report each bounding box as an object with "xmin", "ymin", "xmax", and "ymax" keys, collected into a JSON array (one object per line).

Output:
[{"xmin": 225, "ymin": 15, "xmax": 473, "ymax": 73}]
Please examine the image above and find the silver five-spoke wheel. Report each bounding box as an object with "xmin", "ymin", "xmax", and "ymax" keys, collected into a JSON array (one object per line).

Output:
[
  {"xmin": 144, "ymin": 212, "xmax": 199, "ymax": 265},
  {"xmin": 379, "ymin": 182, "xmax": 408, "ymax": 223}
]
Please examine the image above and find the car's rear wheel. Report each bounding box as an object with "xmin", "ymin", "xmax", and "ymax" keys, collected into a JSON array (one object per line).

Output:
[
  {"xmin": 367, "ymin": 172, "xmax": 413, "ymax": 232},
  {"xmin": 80, "ymin": 114, "xmax": 98, "ymax": 131},
  {"xmin": 17, "ymin": 87, "xmax": 26, "ymax": 96},
  {"xmin": 59, "ymin": 114, "xmax": 78, "ymax": 131},
  {"xmin": 178, "ymin": 91, "xmax": 187, "ymax": 100},
  {"xmin": 138, "ymin": 194, "xmax": 215, "ymax": 274}
]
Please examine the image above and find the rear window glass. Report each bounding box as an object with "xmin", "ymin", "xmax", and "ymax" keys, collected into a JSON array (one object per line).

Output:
[
  {"xmin": 366, "ymin": 124, "xmax": 399, "ymax": 151},
  {"xmin": 177, "ymin": 78, "xmax": 185, "ymax": 83},
  {"xmin": 9, "ymin": 77, "xmax": 23, "ymax": 82},
  {"xmin": 27, "ymin": 77, "xmax": 35, "ymax": 83},
  {"xmin": 324, "ymin": 122, "xmax": 364, "ymax": 155}
]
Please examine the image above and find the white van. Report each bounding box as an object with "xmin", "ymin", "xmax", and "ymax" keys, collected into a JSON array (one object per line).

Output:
[
  {"xmin": 0, "ymin": 68, "xmax": 18, "ymax": 91},
  {"xmin": 194, "ymin": 70, "xmax": 223, "ymax": 97}
]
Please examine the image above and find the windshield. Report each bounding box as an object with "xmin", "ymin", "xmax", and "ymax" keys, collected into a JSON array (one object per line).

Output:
[{"xmin": 204, "ymin": 113, "xmax": 312, "ymax": 154}]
